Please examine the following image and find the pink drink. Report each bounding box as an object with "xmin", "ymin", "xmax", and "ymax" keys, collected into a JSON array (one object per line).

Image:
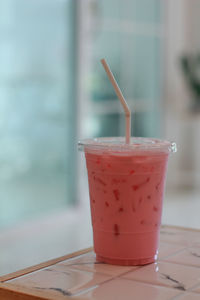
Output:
[{"xmin": 79, "ymin": 137, "xmax": 175, "ymax": 266}]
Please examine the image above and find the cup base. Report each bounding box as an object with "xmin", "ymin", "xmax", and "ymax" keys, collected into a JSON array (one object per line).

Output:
[{"xmin": 96, "ymin": 254, "xmax": 155, "ymax": 266}]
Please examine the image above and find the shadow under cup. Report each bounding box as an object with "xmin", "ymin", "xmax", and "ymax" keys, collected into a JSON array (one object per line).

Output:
[{"xmin": 78, "ymin": 137, "xmax": 176, "ymax": 266}]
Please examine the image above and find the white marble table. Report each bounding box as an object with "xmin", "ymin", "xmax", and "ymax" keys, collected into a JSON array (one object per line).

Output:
[
  {"xmin": 1, "ymin": 225, "xmax": 200, "ymax": 300},
  {"xmin": 0, "ymin": 207, "xmax": 92, "ymax": 277}
]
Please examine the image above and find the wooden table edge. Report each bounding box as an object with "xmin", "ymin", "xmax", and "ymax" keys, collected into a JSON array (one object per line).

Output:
[
  {"xmin": 0, "ymin": 281, "xmax": 87, "ymax": 300},
  {"xmin": 0, "ymin": 282, "xmax": 56, "ymax": 300}
]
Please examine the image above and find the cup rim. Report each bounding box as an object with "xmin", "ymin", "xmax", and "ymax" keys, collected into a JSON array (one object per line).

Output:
[{"xmin": 78, "ymin": 137, "xmax": 177, "ymax": 153}]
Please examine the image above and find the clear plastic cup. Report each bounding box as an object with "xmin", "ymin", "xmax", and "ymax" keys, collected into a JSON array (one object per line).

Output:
[{"xmin": 78, "ymin": 137, "xmax": 176, "ymax": 266}]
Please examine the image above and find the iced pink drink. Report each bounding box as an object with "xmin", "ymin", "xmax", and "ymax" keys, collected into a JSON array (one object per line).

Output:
[{"xmin": 79, "ymin": 137, "xmax": 175, "ymax": 266}]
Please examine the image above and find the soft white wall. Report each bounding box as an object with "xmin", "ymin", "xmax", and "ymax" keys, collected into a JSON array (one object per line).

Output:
[
  {"xmin": 164, "ymin": 0, "xmax": 200, "ymax": 189},
  {"xmin": 186, "ymin": 0, "xmax": 200, "ymax": 52}
]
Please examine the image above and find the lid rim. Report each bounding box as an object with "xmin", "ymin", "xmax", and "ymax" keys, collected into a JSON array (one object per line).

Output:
[{"xmin": 78, "ymin": 137, "xmax": 177, "ymax": 153}]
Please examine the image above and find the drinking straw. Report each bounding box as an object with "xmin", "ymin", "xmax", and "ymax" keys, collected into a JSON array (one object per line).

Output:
[{"xmin": 101, "ymin": 58, "xmax": 131, "ymax": 144}]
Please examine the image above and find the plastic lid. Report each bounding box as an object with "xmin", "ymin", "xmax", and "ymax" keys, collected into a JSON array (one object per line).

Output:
[{"xmin": 78, "ymin": 137, "xmax": 177, "ymax": 153}]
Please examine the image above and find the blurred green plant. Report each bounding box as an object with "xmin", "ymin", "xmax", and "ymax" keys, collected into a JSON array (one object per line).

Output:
[{"xmin": 180, "ymin": 54, "xmax": 200, "ymax": 110}]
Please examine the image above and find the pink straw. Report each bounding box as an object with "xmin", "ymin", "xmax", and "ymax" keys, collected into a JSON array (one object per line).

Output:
[{"xmin": 101, "ymin": 58, "xmax": 131, "ymax": 144}]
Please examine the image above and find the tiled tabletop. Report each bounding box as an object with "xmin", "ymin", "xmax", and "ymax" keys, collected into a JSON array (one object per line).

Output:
[{"xmin": 1, "ymin": 225, "xmax": 200, "ymax": 300}]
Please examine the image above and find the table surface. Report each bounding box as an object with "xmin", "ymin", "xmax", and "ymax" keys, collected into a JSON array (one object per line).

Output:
[{"xmin": 1, "ymin": 225, "xmax": 200, "ymax": 300}]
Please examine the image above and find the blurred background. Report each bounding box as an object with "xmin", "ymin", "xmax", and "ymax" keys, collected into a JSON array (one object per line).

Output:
[{"xmin": 0, "ymin": 0, "xmax": 200, "ymax": 236}]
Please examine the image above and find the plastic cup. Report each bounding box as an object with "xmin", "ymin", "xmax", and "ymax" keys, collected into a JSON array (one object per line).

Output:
[{"xmin": 78, "ymin": 137, "xmax": 176, "ymax": 266}]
